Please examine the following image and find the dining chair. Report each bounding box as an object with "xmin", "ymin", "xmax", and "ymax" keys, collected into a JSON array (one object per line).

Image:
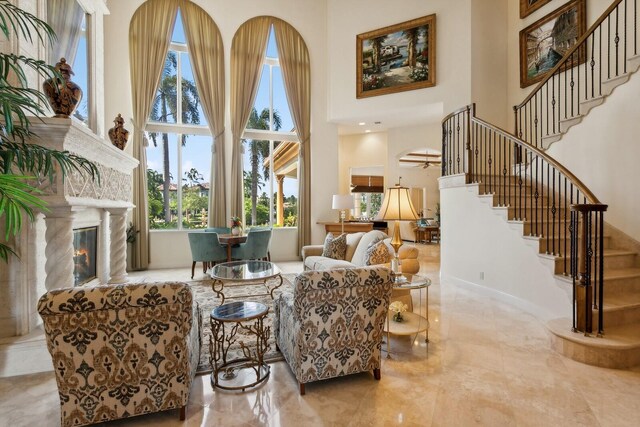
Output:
[
  {"xmin": 205, "ymin": 227, "xmax": 231, "ymax": 234},
  {"xmin": 231, "ymin": 228, "xmax": 272, "ymax": 261},
  {"xmin": 187, "ymin": 231, "xmax": 228, "ymax": 278}
]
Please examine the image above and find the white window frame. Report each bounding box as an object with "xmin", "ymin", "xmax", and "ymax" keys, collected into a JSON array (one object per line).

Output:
[
  {"xmin": 243, "ymin": 55, "xmax": 299, "ymax": 227},
  {"xmin": 145, "ymin": 41, "xmax": 211, "ymax": 231}
]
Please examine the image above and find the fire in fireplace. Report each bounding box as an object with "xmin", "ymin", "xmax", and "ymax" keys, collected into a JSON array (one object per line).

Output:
[{"xmin": 73, "ymin": 226, "xmax": 97, "ymax": 286}]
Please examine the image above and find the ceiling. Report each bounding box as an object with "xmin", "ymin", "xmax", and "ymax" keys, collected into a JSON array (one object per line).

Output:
[
  {"xmin": 397, "ymin": 148, "xmax": 442, "ymax": 169},
  {"xmin": 335, "ymin": 101, "xmax": 444, "ymax": 135}
]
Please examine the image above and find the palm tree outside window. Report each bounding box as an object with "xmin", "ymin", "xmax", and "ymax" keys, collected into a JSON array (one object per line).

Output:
[
  {"xmin": 243, "ymin": 26, "xmax": 299, "ymax": 228},
  {"xmin": 145, "ymin": 10, "xmax": 211, "ymax": 230}
]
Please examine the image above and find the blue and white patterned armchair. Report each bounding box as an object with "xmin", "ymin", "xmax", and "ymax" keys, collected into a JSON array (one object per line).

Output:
[
  {"xmin": 274, "ymin": 266, "xmax": 392, "ymax": 394},
  {"xmin": 37, "ymin": 282, "xmax": 201, "ymax": 426}
]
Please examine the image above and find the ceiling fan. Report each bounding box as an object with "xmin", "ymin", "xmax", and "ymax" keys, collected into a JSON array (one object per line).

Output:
[{"xmin": 422, "ymin": 160, "xmax": 442, "ymax": 169}]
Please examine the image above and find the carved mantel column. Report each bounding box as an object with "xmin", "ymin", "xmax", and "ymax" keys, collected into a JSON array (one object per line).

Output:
[
  {"xmin": 44, "ymin": 207, "xmax": 77, "ymax": 290},
  {"xmin": 107, "ymin": 208, "xmax": 129, "ymax": 284}
]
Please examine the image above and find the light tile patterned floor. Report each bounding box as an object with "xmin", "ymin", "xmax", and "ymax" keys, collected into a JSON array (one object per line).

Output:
[{"xmin": 2, "ymin": 244, "xmax": 640, "ymax": 426}]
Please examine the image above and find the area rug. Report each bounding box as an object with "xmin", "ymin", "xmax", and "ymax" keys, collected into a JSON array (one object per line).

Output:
[{"xmin": 188, "ymin": 274, "xmax": 295, "ymax": 374}]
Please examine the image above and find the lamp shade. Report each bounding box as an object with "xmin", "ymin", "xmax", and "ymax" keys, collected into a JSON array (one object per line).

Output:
[
  {"xmin": 378, "ymin": 185, "xmax": 419, "ymax": 221},
  {"xmin": 332, "ymin": 194, "xmax": 354, "ymax": 210}
]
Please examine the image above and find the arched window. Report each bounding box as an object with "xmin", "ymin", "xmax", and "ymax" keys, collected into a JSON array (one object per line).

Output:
[{"xmin": 231, "ymin": 17, "xmax": 310, "ymax": 248}]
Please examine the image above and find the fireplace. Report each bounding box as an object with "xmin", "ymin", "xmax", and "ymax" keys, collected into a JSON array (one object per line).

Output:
[{"xmin": 73, "ymin": 227, "xmax": 98, "ymax": 286}]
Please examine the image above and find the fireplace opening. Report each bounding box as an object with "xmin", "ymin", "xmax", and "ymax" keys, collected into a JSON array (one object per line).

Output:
[{"xmin": 73, "ymin": 226, "xmax": 97, "ymax": 286}]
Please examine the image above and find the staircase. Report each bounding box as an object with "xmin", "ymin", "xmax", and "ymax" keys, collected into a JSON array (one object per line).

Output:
[
  {"xmin": 514, "ymin": 0, "xmax": 640, "ymax": 149},
  {"xmin": 442, "ymin": 103, "xmax": 640, "ymax": 369}
]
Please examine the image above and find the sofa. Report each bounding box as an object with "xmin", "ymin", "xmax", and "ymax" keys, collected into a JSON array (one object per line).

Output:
[
  {"xmin": 274, "ymin": 266, "xmax": 392, "ymax": 394},
  {"xmin": 301, "ymin": 230, "xmax": 419, "ymax": 308},
  {"xmin": 37, "ymin": 282, "xmax": 201, "ymax": 426}
]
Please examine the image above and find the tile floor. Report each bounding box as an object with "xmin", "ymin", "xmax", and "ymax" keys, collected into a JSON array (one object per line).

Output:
[{"xmin": 2, "ymin": 244, "xmax": 640, "ymax": 426}]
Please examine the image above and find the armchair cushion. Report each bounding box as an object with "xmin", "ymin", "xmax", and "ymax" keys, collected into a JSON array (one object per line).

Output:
[
  {"xmin": 274, "ymin": 267, "xmax": 392, "ymax": 389},
  {"xmin": 37, "ymin": 282, "xmax": 200, "ymax": 427}
]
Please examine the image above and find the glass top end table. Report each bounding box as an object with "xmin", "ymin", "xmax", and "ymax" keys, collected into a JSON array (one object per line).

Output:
[{"xmin": 209, "ymin": 260, "xmax": 283, "ymax": 305}]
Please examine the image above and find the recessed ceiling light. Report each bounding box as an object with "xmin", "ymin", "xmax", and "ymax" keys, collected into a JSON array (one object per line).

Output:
[
  {"xmin": 365, "ymin": 129, "xmax": 371, "ymax": 133},
  {"xmin": 358, "ymin": 122, "xmax": 366, "ymax": 126}
]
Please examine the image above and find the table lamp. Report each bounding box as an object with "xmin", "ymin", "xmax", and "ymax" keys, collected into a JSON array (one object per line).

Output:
[
  {"xmin": 378, "ymin": 182, "xmax": 419, "ymax": 275},
  {"xmin": 332, "ymin": 194, "xmax": 354, "ymax": 234}
]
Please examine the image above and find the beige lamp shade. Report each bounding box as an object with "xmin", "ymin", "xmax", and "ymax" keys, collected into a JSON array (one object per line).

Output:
[
  {"xmin": 379, "ymin": 185, "xmax": 419, "ymax": 221},
  {"xmin": 332, "ymin": 194, "xmax": 354, "ymax": 210}
]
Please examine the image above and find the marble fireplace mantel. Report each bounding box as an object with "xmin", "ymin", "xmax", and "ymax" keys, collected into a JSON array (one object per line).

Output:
[{"xmin": 0, "ymin": 117, "xmax": 138, "ymax": 342}]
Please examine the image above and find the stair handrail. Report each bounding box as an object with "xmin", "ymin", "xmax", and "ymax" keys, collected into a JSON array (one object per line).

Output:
[
  {"xmin": 513, "ymin": 0, "xmax": 636, "ymax": 147},
  {"xmin": 443, "ymin": 104, "xmax": 608, "ymax": 336},
  {"xmin": 516, "ymin": 0, "xmax": 625, "ymax": 110},
  {"xmin": 442, "ymin": 104, "xmax": 601, "ymax": 204}
]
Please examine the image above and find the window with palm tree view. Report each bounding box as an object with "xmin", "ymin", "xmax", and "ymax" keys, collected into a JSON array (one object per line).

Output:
[
  {"xmin": 146, "ymin": 11, "xmax": 211, "ymax": 230},
  {"xmin": 243, "ymin": 26, "xmax": 299, "ymax": 229}
]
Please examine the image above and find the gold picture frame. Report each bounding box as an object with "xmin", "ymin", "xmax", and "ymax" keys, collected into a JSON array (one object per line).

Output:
[
  {"xmin": 520, "ymin": 0, "xmax": 553, "ymax": 19},
  {"xmin": 519, "ymin": 0, "xmax": 586, "ymax": 88},
  {"xmin": 356, "ymin": 14, "xmax": 436, "ymax": 99}
]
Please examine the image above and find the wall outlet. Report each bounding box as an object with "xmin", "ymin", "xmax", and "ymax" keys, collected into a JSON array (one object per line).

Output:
[{"xmin": 479, "ymin": 272, "xmax": 484, "ymax": 280}]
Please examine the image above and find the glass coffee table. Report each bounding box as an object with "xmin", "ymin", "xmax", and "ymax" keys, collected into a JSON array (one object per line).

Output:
[
  {"xmin": 209, "ymin": 260, "xmax": 283, "ymax": 305},
  {"xmin": 383, "ymin": 273, "xmax": 431, "ymax": 358},
  {"xmin": 209, "ymin": 301, "xmax": 270, "ymax": 391}
]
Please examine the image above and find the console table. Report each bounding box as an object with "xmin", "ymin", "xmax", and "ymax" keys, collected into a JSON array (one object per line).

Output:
[{"xmin": 317, "ymin": 221, "xmax": 373, "ymax": 234}]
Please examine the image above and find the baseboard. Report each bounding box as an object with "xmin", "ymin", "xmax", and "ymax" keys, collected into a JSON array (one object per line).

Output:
[
  {"xmin": 442, "ymin": 273, "xmax": 556, "ymax": 322},
  {"xmin": 0, "ymin": 327, "xmax": 53, "ymax": 378}
]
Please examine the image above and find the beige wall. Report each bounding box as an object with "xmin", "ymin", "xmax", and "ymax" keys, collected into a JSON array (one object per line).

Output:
[
  {"xmin": 338, "ymin": 132, "xmax": 388, "ymax": 194},
  {"xmin": 327, "ymin": 0, "xmax": 473, "ymax": 124}
]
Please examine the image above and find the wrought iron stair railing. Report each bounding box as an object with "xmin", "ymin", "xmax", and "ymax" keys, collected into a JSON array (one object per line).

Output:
[
  {"xmin": 514, "ymin": 0, "xmax": 638, "ymax": 148},
  {"xmin": 442, "ymin": 104, "xmax": 608, "ymax": 336}
]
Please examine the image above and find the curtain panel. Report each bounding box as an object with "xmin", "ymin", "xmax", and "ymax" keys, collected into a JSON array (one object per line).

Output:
[
  {"xmin": 47, "ymin": 0, "xmax": 85, "ymax": 65},
  {"xmin": 273, "ymin": 19, "xmax": 311, "ymax": 253},
  {"xmin": 128, "ymin": 0, "xmax": 180, "ymax": 269},
  {"xmin": 179, "ymin": 1, "xmax": 226, "ymax": 227},
  {"xmin": 230, "ymin": 17, "xmax": 271, "ymax": 222}
]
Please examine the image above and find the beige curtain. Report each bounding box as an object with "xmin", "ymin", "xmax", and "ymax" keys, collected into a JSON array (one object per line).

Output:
[
  {"xmin": 128, "ymin": 0, "xmax": 179, "ymax": 269},
  {"xmin": 47, "ymin": 0, "xmax": 85, "ymax": 65},
  {"xmin": 273, "ymin": 19, "xmax": 311, "ymax": 253},
  {"xmin": 230, "ymin": 17, "xmax": 271, "ymax": 221},
  {"xmin": 180, "ymin": 1, "xmax": 226, "ymax": 227}
]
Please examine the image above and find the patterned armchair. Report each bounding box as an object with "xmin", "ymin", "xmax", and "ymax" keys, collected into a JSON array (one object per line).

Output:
[
  {"xmin": 37, "ymin": 282, "xmax": 201, "ymax": 426},
  {"xmin": 274, "ymin": 266, "xmax": 392, "ymax": 395}
]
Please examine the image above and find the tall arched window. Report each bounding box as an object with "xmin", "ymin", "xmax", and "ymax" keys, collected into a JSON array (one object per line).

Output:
[{"xmin": 231, "ymin": 17, "xmax": 310, "ymax": 249}]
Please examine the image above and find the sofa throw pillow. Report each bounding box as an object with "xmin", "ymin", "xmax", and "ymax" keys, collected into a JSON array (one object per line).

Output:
[
  {"xmin": 322, "ymin": 233, "xmax": 347, "ymax": 260},
  {"xmin": 364, "ymin": 239, "xmax": 391, "ymax": 266}
]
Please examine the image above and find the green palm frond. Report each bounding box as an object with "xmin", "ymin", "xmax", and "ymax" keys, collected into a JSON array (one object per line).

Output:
[
  {"xmin": 0, "ymin": 173, "xmax": 48, "ymax": 261},
  {"xmin": 0, "ymin": 140, "xmax": 100, "ymax": 183},
  {"xmin": 0, "ymin": 0, "xmax": 56, "ymax": 45}
]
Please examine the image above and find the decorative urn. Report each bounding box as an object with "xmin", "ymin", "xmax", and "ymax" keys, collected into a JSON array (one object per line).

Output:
[
  {"xmin": 42, "ymin": 58, "xmax": 83, "ymax": 118},
  {"xmin": 108, "ymin": 114, "xmax": 130, "ymax": 150}
]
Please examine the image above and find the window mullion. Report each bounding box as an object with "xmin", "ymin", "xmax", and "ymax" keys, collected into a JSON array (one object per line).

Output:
[
  {"xmin": 176, "ymin": 50, "xmax": 183, "ymax": 125},
  {"xmin": 177, "ymin": 133, "xmax": 183, "ymax": 230}
]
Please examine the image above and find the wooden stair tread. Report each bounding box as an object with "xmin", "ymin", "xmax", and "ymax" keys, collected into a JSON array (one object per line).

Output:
[{"xmin": 604, "ymin": 268, "xmax": 640, "ymax": 280}]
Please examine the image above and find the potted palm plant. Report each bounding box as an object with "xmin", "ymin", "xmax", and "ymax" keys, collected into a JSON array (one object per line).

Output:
[{"xmin": 0, "ymin": 0, "xmax": 99, "ymax": 261}]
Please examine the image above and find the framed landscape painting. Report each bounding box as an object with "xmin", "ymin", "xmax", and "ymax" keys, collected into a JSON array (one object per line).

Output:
[
  {"xmin": 519, "ymin": 0, "xmax": 586, "ymax": 88},
  {"xmin": 356, "ymin": 14, "xmax": 436, "ymax": 99},
  {"xmin": 520, "ymin": 0, "xmax": 553, "ymax": 19}
]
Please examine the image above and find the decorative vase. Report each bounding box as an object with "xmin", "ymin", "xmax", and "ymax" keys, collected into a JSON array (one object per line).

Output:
[
  {"xmin": 108, "ymin": 114, "xmax": 130, "ymax": 150},
  {"xmin": 232, "ymin": 226, "xmax": 241, "ymax": 236},
  {"xmin": 42, "ymin": 58, "xmax": 83, "ymax": 118}
]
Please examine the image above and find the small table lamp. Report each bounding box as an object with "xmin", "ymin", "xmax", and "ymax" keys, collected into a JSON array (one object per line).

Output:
[
  {"xmin": 379, "ymin": 182, "xmax": 419, "ymax": 274},
  {"xmin": 332, "ymin": 194, "xmax": 354, "ymax": 234}
]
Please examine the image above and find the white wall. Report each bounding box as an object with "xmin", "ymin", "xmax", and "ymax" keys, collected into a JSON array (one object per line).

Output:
[
  {"xmin": 104, "ymin": 0, "xmax": 337, "ymax": 261},
  {"xmin": 440, "ymin": 176, "xmax": 571, "ymax": 320},
  {"xmin": 327, "ymin": 0, "xmax": 472, "ymax": 124},
  {"xmin": 546, "ymin": 71, "xmax": 640, "ymax": 241},
  {"xmin": 338, "ymin": 132, "xmax": 388, "ymax": 194}
]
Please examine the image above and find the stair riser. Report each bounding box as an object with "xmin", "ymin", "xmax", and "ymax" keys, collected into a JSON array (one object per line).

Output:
[
  {"xmin": 604, "ymin": 276, "xmax": 640, "ymax": 296},
  {"xmin": 554, "ymin": 253, "xmax": 638, "ymax": 274},
  {"xmin": 523, "ymin": 221, "xmax": 570, "ymax": 236},
  {"xmin": 593, "ymin": 305, "xmax": 640, "ymax": 328},
  {"xmin": 537, "ymin": 235, "xmax": 612, "ymax": 253}
]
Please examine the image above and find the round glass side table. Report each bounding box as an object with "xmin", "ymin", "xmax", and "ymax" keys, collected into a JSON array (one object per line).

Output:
[{"xmin": 383, "ymin": 274, "xmax": 431, "ymax": 358}]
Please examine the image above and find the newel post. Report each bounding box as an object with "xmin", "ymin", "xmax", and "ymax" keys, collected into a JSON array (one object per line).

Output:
[{"xmin": 465, "ymin": 104, "xmax": 474, "ymax": 184}]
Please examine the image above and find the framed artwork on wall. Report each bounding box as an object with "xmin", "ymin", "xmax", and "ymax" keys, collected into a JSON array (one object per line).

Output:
[
  {"xmin": 356, "ymin": 14, "xmax": 436, "ymax": 99},
  {"xmin": 519, "ymin": 0, "xmax": 586, "ymax": 88},
  {"xmin": 520, "ymin": 0, "xmax": 553, "ymax": 19}
]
